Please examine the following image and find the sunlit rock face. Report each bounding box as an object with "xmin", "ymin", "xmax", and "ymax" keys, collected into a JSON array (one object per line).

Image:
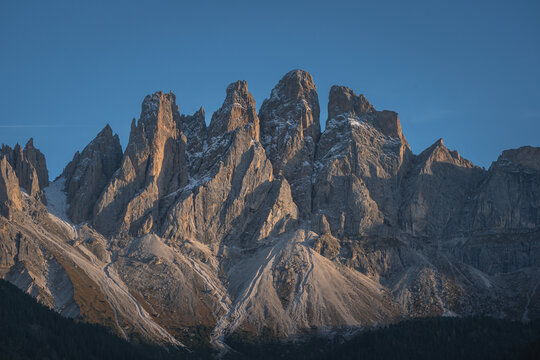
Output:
[
  {"xmin": 93, "ymin": 91, "xmax": 188, "ymax": 236},
  {"xmin": 0, "ymin": 157, "xmax": 22, "ymax": 219},
  {"xmin": 1, "ymin": 70, "xmax": 540, "ymax": 349},
  {"xmin": 0, "ymin": 139, "xmax": 49, "ymax": 198}
]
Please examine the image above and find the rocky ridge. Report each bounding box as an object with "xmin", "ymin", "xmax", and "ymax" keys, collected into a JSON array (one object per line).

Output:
[
  {"xmin": 0, "ymin": 139, "xmax": 49, "ymax": 197},
  {"xmin": 1, "ymin": 70, "xmax": 539, "ymax": 351}
]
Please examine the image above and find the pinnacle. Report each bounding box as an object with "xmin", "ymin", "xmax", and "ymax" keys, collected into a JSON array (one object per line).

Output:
[
  {"xmin": 98, "ymin": 124, "xmax": 114, "ymax": 137},
  {"xmin": 426, "ymin": 138, "xmax": 445, "ymax": 151},
  {"xmin": 282, "ymin": 69, "xmax": 315, "ymax": 85},
  {"xmin": 420, "ymin": 138, "xmax": 447, "ymax": 159},
  {"xmin": 192, "ymin": 106, "xmax": 205, "ymax": 120},
  {"xmin": 269, "ymin": 69, "xmax": 317, "ymax": 102},
  {"xmin": 222, "ymin": 80, "xmax": 256, "ymax": 110},
  {"xmin": 328, "ymin": 85, "xmax": 375, "ymax": 120},
  {"xmin": 226, "ymin": 80, "xmax": 249, "ymax": 97},
  {"xmin": 25, "ymin": 138, "xmax": 35, "ymax": 149}
]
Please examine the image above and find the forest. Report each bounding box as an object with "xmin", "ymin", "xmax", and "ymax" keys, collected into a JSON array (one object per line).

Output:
[{"xmin": 1, "ymin": 279, "xmax": 539, "ymax": 360}]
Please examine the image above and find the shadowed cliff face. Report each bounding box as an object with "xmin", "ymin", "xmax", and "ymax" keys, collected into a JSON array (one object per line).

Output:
[
  {"xmin": 62, "ymin": 124, "xmax": 123, "ymax": 224},
  {"xmin": 399, "ymin": 138, "xmax": 485, "ymax": 238},
  {"xmin": 312, "ymin": 85, "xmax": 412, "ymax": 238},
  {"xmin": 259, "ymin": 69, "xmax": 320, "ymax": 217},
  {"xmin": 1, "ymin": 70, "xmax": 540, "ymax": 350}
]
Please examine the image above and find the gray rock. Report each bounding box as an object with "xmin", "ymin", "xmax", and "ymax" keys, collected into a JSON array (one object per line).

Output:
[
  {"xmin": 62, "ymin": 124, "xmax": 123, "ymax": 224},
  {"xmin": 0, "ymin": 156, "xmax": 22, "ymax": 219},
  {"xmin": 93, "ymin": 92, "xmax": 188, "ymax": 236},
  {"xmin": 0, "ymin": 139, "xmax": 49, "ymax": 197},
  {"xmin": 312, "ymin": 85, "xmax": 412, "ymax": 238},
  {"xmin": 259, "ymin": 69, "xmax": 320, "ymax": 217}
]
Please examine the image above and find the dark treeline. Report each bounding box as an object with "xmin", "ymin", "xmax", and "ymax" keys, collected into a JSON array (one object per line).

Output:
[
  {"xmin": 0, "ymin": 279, "xmax": 198, "ymax": 360},
  {"xmin": 1, "ymin": 278, "xmax": 540, "ymax": 360},
  {"xmin": 224, "ymin": 318, "xmax": 540, "ymax": 360}
]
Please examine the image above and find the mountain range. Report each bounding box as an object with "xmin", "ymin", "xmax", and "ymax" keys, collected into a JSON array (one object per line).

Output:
[{"xmin": 1, "ymin": 69, "xmax": 539, "ymax": 352}]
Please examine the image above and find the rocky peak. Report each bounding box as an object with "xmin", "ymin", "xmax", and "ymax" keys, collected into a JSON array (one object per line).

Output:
[
  {"xmin": 161, "ymin": 78, "xmax": 299, "ymax": 247},
  {"xmin": 131, "ymin": 91, "xmax": 182, "ymax": 147},
  {"xmin": 101, "ymin": 124, "xmax": 114, "ymax": 136},
  {"xmin": 313, "ymin": 85, "xmax": 413, "ymax": 238},
  {"xmin": 399, "ymin": 139, "xmax": 485, "ymax": 236},
  {"xmin": 10, "ymin": 144, "xmax": 39, "ymax": 196},
  {"xmin": 22, "ymin": 138, "xmax": 49, "ymax": 190},
  {"xmin": 0, "ymin": 139, "xmax": 49, "ymax": 197},
  {"xmin": 0, "ymin": 156, "xmax": 23, "ymax": 219},
  {"xmin": 272, "ymin": 69, "xmax": 319, "ymax": 106},
  {"xmin": 259, "ymin": 69, "xmax": 320, "ymax": 216},
  {"xmin": 417, "ymin": 138, "xmax": 477, "ymax": 173},
  {"xmin": 208, "ymin": 80, "xmax": 259, "ymax": 141},
  {"xmin": 93, "ymin": 91, "xmax": 188, "ymax": 235},
  {"xmin": 460, "ymin": 146, "xmax": 540, "ymax": 233},
  {"xmin": 374, "ymin": 110, "xmax": 405, "ymax": 140},
  {"xmin": 61, "ymin": 124, "xmax": 123, "ymax": 224},
  {"xmin": 180, "ymin": 106, "xmax": 206, "ymax": 149},
  {"xmin": 328, "ymin": 85, "xmax": 375, "ymax": 121},
  {"xmin": 495, "ymin": 146, "xmax": 540, "ymax": 171},
  {"xmin": 181, "ymin": 106, "xmax": 206, "ymax": 140},
  {"xmin": 180, "ymin": 107, "xmax": 207, "ymax": 176},
  {"xmin": 124, "ymin": 91, "xmax": 185, "ymax": 185},
  {"xmin": 327, "ymin": 86, "xmax": 406, "ymax": 142},
  {"xmin": 433, "ymin": 137, "xmax": 445, "ymax": 147},
  {"xmin": 141, "ymin": 91, "xmax": 178, "ymax": 119},
  {"xmin": 260, "ymin": 69, "xmax": 320, "ymax": 144}
]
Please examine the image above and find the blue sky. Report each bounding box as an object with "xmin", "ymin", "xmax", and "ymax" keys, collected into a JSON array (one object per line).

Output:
[{"xmin": 1, "ymin": 0, "xmax": 539, "ymax": 178}]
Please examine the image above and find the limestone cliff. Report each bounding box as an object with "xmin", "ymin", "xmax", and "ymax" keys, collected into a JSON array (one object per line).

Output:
[
  {"xmin": 93, "ymin": 92, "xmax": 188, "ymax": 236},
  {"xmin": 259, "ymin": 70, "xmax": 320, "ymax": 217},
  {"xmin": 61, "ymin": 124, "xmax": 123, "ymax": 224},
  {"xmin": 0, "ymin": 139, "xmax": 49, "ymax": 197}
]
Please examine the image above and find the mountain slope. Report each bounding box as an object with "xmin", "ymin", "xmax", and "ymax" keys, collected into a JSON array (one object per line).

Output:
[{"xmin": 0, "ymin": 279, "xmax": 193, "ymax": 360}]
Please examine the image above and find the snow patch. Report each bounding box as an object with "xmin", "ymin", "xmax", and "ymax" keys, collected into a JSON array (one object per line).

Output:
[
  {"xmin": 44, "ymin": 177, "xmax": 69, "ymax": 221},
  {"xmin": 42, "ymin": 178, "xmax": 78, "ymax": 239}
]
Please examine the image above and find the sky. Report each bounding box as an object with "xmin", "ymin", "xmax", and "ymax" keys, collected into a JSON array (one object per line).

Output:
[{"xmin": 1, "ymin": 0, "xmax": 539, "ymax": 178}]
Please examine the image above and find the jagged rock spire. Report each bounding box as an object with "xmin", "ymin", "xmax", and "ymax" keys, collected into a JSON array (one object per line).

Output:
[
  {"xmin": 93, "ymin": 91, "xmax": 187, "ymax": 235},
  {"xmin": 0, "ymin": 139, "xmax": 49, "ymax": 197},
  {"xmin": 180, "ymin": 106, "xmax": 207, "ymax": 176},
  {"xmin": 259, "ymin": 69, "xmax": 320, "ymax": 216},
  {"xmin": 328, "ymin": 85, "xmax": 375, "ymax": 121},
  {"xmin": 415, "ymin": 138, "xmax": 475, "ymax": 171},
  {"xmin": 23, "ymin": 138, "xmax": 49, "ymax": 190},
  {"xmin": 208, "ymin": 80, "xmax": 259, "ymax": 141},
  {"xmin": 61, "ymin": 124, "xmax": 123, "ymax": 224},
  {"xmin": 0, "ymin": 156, "xmax": 22, "ymax": 219},
  {"xmin": 328, "ymin": 85, "xmax": 406, "ymax": 141}
]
